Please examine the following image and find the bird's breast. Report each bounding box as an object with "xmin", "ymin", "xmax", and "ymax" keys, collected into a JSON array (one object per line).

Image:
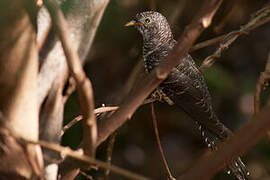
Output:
[{"xmin": 143, "ymin": 46, "xmax": 171, "ymax": 72}]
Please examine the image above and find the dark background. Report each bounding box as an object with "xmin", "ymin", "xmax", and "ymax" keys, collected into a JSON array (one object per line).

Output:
[{"xmin": 62, "ymin": 0, "xmax": 270, "ymax": 179}]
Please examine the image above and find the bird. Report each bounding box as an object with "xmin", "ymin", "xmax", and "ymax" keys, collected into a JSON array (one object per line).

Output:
[{"xmin": 125, "ymin": 11, "xmax": 249, "ymax": 180}]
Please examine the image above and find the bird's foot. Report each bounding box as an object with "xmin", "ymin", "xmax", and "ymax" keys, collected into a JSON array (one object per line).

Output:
[{"xmin": 153, "ymin": 89, "xmax": 175, "ymax": 105}]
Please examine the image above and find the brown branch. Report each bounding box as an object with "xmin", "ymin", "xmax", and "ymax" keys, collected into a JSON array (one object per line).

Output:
[
  {"xmin": 60, "ymin": 106, "xmax": 119, "ymax": 137},
  {"xmin": 103, "ymin": 132, "xmax": 117, "ymax": 180},
  {"xmin": 150, "ymin": 103, "xmax": 175, "ymax": 180},
  {"xmin": 38, "ymin": 0, "xmax": 109, "ymax": 109},
  {"xmin": 60, "ymin": 98, "xmax": 163, "ymax": 137},
  {"xmin": 63, "ymin": 77, "xmax": 76, "ymax": 104},
  {"xmin": 44, "ymin": 0, "xmax": 97, "ymax": 157},
  {"xmin": 190, "ymin": 34, "xmax": 226, "ymax": 52},
  {"xmin": 123, "ymin": 0, "xmax": 188, "ymax": 104},
  {"xmin": 61, "ymin": 116, "xmax": 82, "ymax": 136},
  {"xmin": 124, "ymin": 0, "xmax": 187, "ymax": 102},
  {"xmin": 199, "ymin": 4, "xmax": 270, "ymax": 71},
  {"xmin": 94, "ymin": 106, "xmax": 119, "ymax": 115},
  {"xmin": 176, "ymin": 104, "xmax": 270, "ymax": 180},
  {"xmin": 19, "ymin": 138, "xmax": 150, "ymax": 180},
  {"xmin": 96, "ymin": 0, "xmax": 223, "ymax": 147},
  {"xmin": 80, "ymin": 171, "xmax": 94, "ymax": 180}
]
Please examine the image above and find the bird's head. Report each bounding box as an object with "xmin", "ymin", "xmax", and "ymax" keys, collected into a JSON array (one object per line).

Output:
[{"xmin": 125, "ymin": 11, "xmax": 173, "ymax": 48}]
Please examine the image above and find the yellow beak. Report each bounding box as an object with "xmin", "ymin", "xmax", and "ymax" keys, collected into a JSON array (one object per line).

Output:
[{"xmin": 125, "ymin": 20, "xmax": 144, "ymax": 27}]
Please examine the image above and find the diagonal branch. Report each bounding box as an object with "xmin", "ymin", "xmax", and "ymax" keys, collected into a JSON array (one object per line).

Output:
[
  {"xmin": 176, "ymin": 104, "xmax": 270, "ymax": 180},
  {"xmin": 17, "ymin": 138, "xmax": 150, "ymax": 180},
  {"xmin": 199, "ymin": 4, "xmax": 270, "ymax": 71},
  {"xmin": 44, "ymin": 0, "xmax": 97, "ymax": 157},
  {"xmin": 60, "ymin": 106, "xmax": 119, "ymax": 137},
  {"xmin": 37, "ymin": 0, "xmax": 110, "ymax": 107},
  {"xmin": 96, "ymin": 0, "xmax": 223, "ymax": 147},
  {"xmin": 103, "ymin": 132, "xmax": 117, "ymax": 180},
  {"xmin": 60, "ymin": 98, "xmax": 162, "ymax": 137}
]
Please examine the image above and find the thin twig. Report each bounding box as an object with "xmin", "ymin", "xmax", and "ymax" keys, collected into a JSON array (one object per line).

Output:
[
  {"xmin": 44, "ymin": 0, "xmax": 97, "ymax": 156},
  {"xmin": 63, "ymin": 77, "xmax": 76, "ymax": 104},
  {"xmin": 97, "ymin": 0, "xmax": 223, "ymax": 147},
  {"xmin": 172, "ymin": 3, "xmax": 270, "ymax": 53},
  {"xmin": 61, "ymin": 97, "xmax": 163, "ymax": 137},
  {"xmin": 60, "ymin": 106, "xmax": 119, "ymax": 136},
  {"xmin": 38, "ymin": 0, "xmax": 109, "ymax": 108},
  {"xmin": 150, "ymin": 103, "xmax": 175, "ymax": 180},
  {"xmin": 199, "ymin": 5, "xmax": 270, "ymax": 71},
  {"xmin": 19, "ymin": 139, "xmax": 150, "ymax": 180},
  {"xmin": 80, "ymin": 171, "xmax": 94, "ymax": 180},
  {"xmin": 61, "ymin": 116, "xmax": 82, "ymax": 136},
  {"xmin": 190, "ymin": 34, "xmax": 226, "ymax": 52},
  {"xmin": 103, "ymin": 132, "xmax": 117, "ymax": 180},
  {"xmin": 94, "ymin": 106, "xmax": 119, "ymax": 115}
]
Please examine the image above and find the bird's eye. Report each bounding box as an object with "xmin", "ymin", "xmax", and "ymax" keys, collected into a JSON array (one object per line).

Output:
[{"xmin": 144, "ymin": 18, "xmax": 151, "ymax": 24}]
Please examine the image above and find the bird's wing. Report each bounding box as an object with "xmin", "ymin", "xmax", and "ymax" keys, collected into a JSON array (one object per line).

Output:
[{"xmin": 160, "ymin": 54, "xmax": 231, "ymax": 140}]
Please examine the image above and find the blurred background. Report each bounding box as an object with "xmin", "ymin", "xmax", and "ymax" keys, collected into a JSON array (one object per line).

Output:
[{"xmin": 61, "ymin": 0, "xmax": 270, "ymax": 179}]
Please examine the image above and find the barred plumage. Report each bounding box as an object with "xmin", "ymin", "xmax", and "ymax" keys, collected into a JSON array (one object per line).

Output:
[{"xmin": 126, "ymin": 11, "xmax": 249, "ymax": 179}]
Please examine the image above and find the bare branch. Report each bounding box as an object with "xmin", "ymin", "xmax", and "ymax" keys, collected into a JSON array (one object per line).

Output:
[
  {"xmin": 97, "ymin": 0, "xmax": 223, "ymax": 147},
  {"xmin": 44, "ymin": 0, "xmax": 97, "ymax": 157},
  {"xmin": 150, "ymin": 103, "xmax": 175, "ymax": 180},
  {"xmin": 80, "ymin": 171, "xmax": 94, "ymax": 180},
  {"xmin": 61, "ymin": 98, "xmax": 166, "ymax": 137},
  {"xmin": 94, "ymin": 106, "xmax": 120, "ymax": 115},
  {"xmin": 190, "ymin": 34, "xmax": 226, "ymax": 52},
  {"xmin": 103, "ymin": 132, "xmax": 117, "ymax": 180},
  {"xmin": 38, "ymin": 0, "xmax": 109, "ymax": 108},
  {"xmin": 20, "ymin": 139, "xmax": 150, "ymax": 180},
  {"xmin": 176, "ymin": 104, "xmax": 270, "ymax": 180},
  {"xmin": 61, "ymin": 106, "xmax": 119, "ymax": 136},
  {"xmin": 123, "ymin": 0, "xmax": 188, "ymax": 104},
  {"xmin": 199, "ymin": 5, "xmax": 270, "ymax": 71}
]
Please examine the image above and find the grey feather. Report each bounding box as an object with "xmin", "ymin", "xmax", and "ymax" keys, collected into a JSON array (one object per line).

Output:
[{"xmin": 130, "ymin": 11, "xmax": 249, "ymax": 180}]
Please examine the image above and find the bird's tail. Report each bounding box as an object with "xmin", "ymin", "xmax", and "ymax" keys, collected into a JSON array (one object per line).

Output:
[
  {"xmin": 227, "ymin": 157, "xmax": 250, "ymax": 180},
  {"xmin": 196, "ymin": 123, "xmax": 249, "ymax": 180}
]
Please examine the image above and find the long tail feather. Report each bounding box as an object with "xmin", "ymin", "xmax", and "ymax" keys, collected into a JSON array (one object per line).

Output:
[{"xmin": 195, "ymin": 123, "xmax": 250, "ymax": 180}]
